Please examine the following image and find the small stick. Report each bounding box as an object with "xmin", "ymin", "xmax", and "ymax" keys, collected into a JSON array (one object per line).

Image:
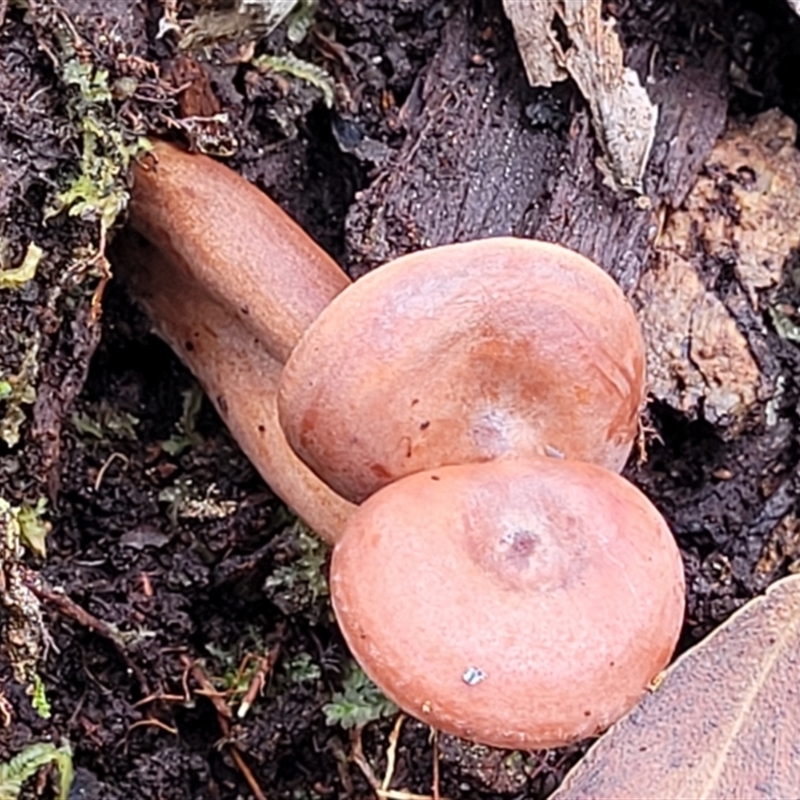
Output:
[
  {"xmin": 230, "ymin": 747, "xmax": 269, "ymax": 800},
  {"xmin": 181, "ymin": 655, "xmax": 231, "ymax": 719},
  {"xmin": 238, "ymin": 641, "xmax": 280, "ymax": 719},
  {"xmin": 132, "ymin": 693, "xmax": 186, "ymax": 708},
  {"xmin": 29, "ymin": 580, "xmax": 150, "ymax": 694},
  {"xmin": 380, "ymin": 714, "xmax": 406, "ymax": 792},
  {"xmin": 350, "ymin": 726, "xmax": 381, "ymax": 791},
  {"xmin": 93, "ymin": 451, "xmax": 129, "ymax": 490},
  {"xmin": 430, "ymin": 728, "xmax": 441, "ymax": 800},
  {"xmin": 181, "ymin": 656, "xmax": 269, "ymax": 800},
  {"xmin": 128, "ymin": 717, "xmax": 178, "ymax": 736}
]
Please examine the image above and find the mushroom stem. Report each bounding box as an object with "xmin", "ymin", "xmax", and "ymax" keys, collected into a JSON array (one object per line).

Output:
[
  {"xmin": 129, "ymin": 141, "xmax": 351, "ymax": 364},
  {"xmin": 115, "ymin": 142, "xmax": 355, "ymax": 542}
]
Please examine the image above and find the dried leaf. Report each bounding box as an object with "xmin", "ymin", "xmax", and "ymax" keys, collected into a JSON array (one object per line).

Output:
[{"xmin": 552, "ymin": 574, "xmax": 800, "ymax": 800}]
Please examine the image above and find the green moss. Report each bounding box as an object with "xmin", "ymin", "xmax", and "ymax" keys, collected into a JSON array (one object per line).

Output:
[{"xmin": 0, "ymin": 742, "xmax": 73, "ymax": 800}]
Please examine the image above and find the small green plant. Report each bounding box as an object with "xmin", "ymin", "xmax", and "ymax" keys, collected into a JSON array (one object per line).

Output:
[
  {"xmin": 17, "ymin": 498, "xmax": 51, "ymax": 559},
  {"xmin": 0, "ymin": 346, "xmax": 39, "ymax": 449},
  {"xmin": 30, "ymin": 674, "xmax": 52, "ymax": 720},
  {"xmin": 50, "ymin": 57, "xmax": 147, "ymax": 234},
  {"xmin": 0, "ymin": 742, "xmax": 73, "ymax": 800},
  {"xmin": 160, "ymin": 384, "xmax": 204, "ymax": 456},
  {"xmin": 0, "ymin": 242, "xmax": 43, "ymax": 290},
  {"xmin": 252, "ymin": 53, "xmax": 334, "ymax": 108},
  {"xmin": 0, "ymin": 498, "xmax": 51, "ymax": 713},
  {"xmin": 263, "ymin": 523, "xmax": 329, "ymax": 615},
  {"xmin": 71, "ymin": 399, "xmax": 139, "ymax": 441},
  {"xmin": 323, "ymin": 664, "xmax": 398, "ymax": 730},
  {"xmin": 283, "ymin": 652, "xmax": 322, "ymax": 685}
]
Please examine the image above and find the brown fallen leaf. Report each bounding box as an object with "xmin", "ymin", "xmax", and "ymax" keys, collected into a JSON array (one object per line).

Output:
[{"xmin": 551, "ymin": 573, "xmax": 800, "ymax": 800}]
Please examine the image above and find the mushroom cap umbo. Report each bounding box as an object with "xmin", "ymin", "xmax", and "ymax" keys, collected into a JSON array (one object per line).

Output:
[
  {"xmin": 330, "ymin": 457, "xmax": 685, "ymax": 750},
  {"xmin": 279, "ymin": 238, "xmax": 646, "ymax": 504}
]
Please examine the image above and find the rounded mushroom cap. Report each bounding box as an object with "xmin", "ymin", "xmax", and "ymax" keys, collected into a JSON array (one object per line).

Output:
[
  {"xmin": 279, "ymin": 238, "xmax": 646, "ymax": 504},
  {"xmin": 330, "ymin": 457, "xmax": 685, "ymax": 750}
]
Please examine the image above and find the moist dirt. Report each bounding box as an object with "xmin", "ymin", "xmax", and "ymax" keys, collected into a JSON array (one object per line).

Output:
[{"xmin": 1, "ymin": 0, "xmax": 800, "ymax": 798}]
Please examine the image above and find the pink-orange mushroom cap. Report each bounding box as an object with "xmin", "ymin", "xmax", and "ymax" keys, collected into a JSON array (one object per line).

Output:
[
  {"xmin": 279, "ymin": 238, "xmax": 646, "ymax": 504},
  {"xmin": 331, "ymin": 457, "xmax": 685, "ymax": 750}
]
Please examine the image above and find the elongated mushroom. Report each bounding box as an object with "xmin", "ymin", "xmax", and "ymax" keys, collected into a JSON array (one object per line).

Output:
[
  {"xmin": 330, "ymin": 457, "xmax": 685, "ymax": 750},
  {"xmin": 279, "ymin": 238, "xmax": 646, "ymax": 503},
  {"xmin": 115, "ymin": 141, "xmax": 356, "ymax": 542}
]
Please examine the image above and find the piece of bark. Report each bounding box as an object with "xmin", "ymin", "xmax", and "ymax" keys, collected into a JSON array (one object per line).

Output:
[
  {"xmin": 528, "ymin": 112, "xmax": 651, "ymax": 293},
  {"xmin": 551, "ymin": 573, "xmax": 800, "ymax": 800},
  {"xmin": 636, "ymin": 251, "xmax": 761, "ymax": 427},
  {"xmin": 642, "ymin": 47, "xmax": 729, "ymax": 208},
  {"xmin": 344, "ymin": 3, "xmax": 565, "ymax": 277},
  {"xmin": 639, "ymin": 110, "xmax": 800, "ymax": 427},
  {"xmin": 675, "ymin": 110, "xmax": 800, "ymax": 307},
  {"xmin": 503, "ymin": 0, "xmax": 658, "ymax": 191},
  {"xmin": 346, "ymin": 1, "xmax": 729, "ymax": 291},
  {"xmin": 501, "ymin": 0, "xmax": 565, "ymax": 87}
]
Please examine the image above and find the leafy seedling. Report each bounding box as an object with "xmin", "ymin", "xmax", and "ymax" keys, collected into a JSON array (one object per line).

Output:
[
  {"xmin": 0, "ymin": 742, "xmax": 73, "ymax": 800},
  {"xmin": 323, "ymin": 664, "xmax": 398, "ymax": 730}
]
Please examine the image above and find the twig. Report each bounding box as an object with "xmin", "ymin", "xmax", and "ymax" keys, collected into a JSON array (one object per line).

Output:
[
  {"xmin": 132, "ymin": 692, "xmax": 186, "ymax": 708},
  {"xmin": 230, "ymin": 747, "xmax": 268, "ymax": 800},
  {"xmin": 94, "ymin": 452, "xmax": 129, "ymax": 490},
  {"xmin": 350, "ymin": 725, "xmax": 381, "ymax": 791},
  {"xmin": 237, "ymin": 641, "xmax": 280, "ymax": 719},
  {"xmin": 181, "ymin": 655, "xmax": 231, "ymax": 719},
  {"xmin": 28, "ymin": 580, "xmax": 150, "ymax": 694},
  {"xmin": 350, "ymin": 718, "xmax": 450, "ymax": 800},
  {"xmin": 430, "ymin": 728, "xmax": 440, "ymax": 800},
  {"xmin": 381, "ymin": 714, "xmax": 406, "ymax": 792},
  {"xmin": 181, "ymin": 656, "xmax": 269, "ymax": 800},
  {"xmin": 128, "ymin": 716, "xmax": 178, "ymax": 736}
]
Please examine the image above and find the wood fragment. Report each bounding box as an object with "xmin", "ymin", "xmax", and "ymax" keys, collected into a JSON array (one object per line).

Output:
[{"xmin": 502, "ymin": 0, "xmax": 657, "ymax": 190}]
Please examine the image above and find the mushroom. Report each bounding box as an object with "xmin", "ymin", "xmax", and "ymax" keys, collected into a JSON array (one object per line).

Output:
[
  {"xmin": 118, "ymin": 143, "xmax": 685, "ymax": 752},
  {"xmin": 115, "ymin": 141, "xmax": 356, "ymax": 542},
  {"xmin": 330, "ymin": 456, "xmax": 686, "ymax": 750},
  {"xmin": 278, "ymin": 238, "xmax": 646, "ymax": 503}
]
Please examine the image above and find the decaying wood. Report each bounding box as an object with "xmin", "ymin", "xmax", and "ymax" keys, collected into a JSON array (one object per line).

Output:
[
  {"xmin": 501, "ymin": 0, "xmax": 565, "ymax": 86},
  {"xmin": 345, "ymin": 4, "xmax": 565, "ymax": 277},
  {"xmin": 346, "ymin": 1, "xmax": 729, "ymax": 293},
  {"xmin": 639, "ymin": 110, "xmax": 800, "ymax": 427},
  {"xmin": 551, "ymin": 573, "xmax": 800, "ymax": 800},
  {"xmin": 503, "ymin": 0, "xmax": 657, "ymax": 191}
]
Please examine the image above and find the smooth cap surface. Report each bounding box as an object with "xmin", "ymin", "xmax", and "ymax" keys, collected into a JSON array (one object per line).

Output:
[
  {"xmin": 331, "ymin": 457, "xmax": 685, "ymax": 749},
  {"xmin": 279, "ymin": 238, "xmax": 646, "ymax": 503}
]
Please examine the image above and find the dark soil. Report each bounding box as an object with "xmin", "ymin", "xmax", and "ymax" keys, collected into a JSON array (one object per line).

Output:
[{"xmin": 2, "ymin": 0, "xmax": 800, "ymax": 798}]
